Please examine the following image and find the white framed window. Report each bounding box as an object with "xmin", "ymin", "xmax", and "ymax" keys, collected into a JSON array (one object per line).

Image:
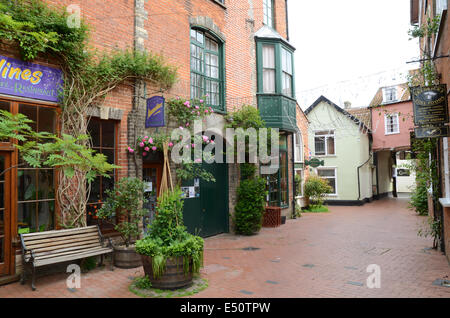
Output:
[
  {"xmin": 317, "ymin": 167, "xmax": 337, "ymax": 195},
  {"xmin": 263, "ymin": 0, "xmax": 274, "ymax": 28},
  {"xmin": 385, "ymin": 113, "xmax": 400, "ymax": 135},
  {"xmin": 382, "ymin": 86, "xmax": 397, "ymax": 103},
  {"xmin": 294, "ymin": 169, "xmax": 304, "ymax": 197},
  {"xmin": 294, "ymin": 132, "xmax": 303, "ymax": 163},
  {"xmin": 314, "ymin": 130, "xmax": 335, "ymax": 156}
]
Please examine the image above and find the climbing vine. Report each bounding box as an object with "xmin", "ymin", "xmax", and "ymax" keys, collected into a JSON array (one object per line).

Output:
[{"xmin": 0, "ymin": 0, "xmax": 177, "ymax": 227}]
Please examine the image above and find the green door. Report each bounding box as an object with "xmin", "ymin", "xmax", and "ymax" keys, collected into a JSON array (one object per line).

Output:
[{"xmin": 182, "ymin": 162, "xmax": 229, "ymax": 237}]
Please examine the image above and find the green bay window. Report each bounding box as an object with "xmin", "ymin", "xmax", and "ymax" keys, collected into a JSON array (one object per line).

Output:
[
  {"xmin": 190, "ymin": 28, "xmax": 224, "ymax": 112},
  {"xmin": 263, "ymin": 0, "xmax": 274, "ymax": 28}
]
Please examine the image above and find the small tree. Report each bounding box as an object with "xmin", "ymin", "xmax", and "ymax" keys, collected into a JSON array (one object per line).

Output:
[
  {"xmin": 97, "ymin": 177, "xmax": 148, "ymax": 247},
  {"xmin": 304, "ymin": 175, "xmax": 333, "ymax": 208}
]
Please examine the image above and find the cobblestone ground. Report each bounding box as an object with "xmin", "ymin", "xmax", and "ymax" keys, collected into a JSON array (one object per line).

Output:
[{"xmin": 0, "ymin": 197, "xmax": 449, "ymax": 298}]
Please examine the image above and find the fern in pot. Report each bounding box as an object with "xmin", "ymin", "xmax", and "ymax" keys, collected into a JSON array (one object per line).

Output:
[
  {"xmin": 136, "ymin": 187, "xmax": 204, "ymax": 290},
  {"xmin": 97, "ymin": 177, "xmax": 148, "ymax": 268}
]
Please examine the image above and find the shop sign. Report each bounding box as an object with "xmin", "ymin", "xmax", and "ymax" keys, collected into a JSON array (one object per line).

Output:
[
  {"xmin": 414, "ymin": 125, "xmax": 449, "ymax": 139},
  {"xmin": 0, "ymin": 55, "xmax": 63, "ymax": 103},
  {"xmin": 411, "ymin": 84, "xmax": 448, "ymax": 126},
  {"xmin": 145, "ymin": 96, "xmax": 165, "ymax": 128},
  {"xmin": 305, "ymin": 158, "xmax": 324, "ymax": 168}
]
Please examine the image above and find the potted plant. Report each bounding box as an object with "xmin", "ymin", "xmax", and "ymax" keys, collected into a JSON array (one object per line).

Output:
[
  {"xmin": 135, "ymin": 187, "xmax": 204, "ymax": 290},
  {"xmin": 97, "ymin": 177, "xmax": 148, "ymax": 268},
  {"xmin": 304, "ymin": 175, "xmax": 333, "ymax": 211}
]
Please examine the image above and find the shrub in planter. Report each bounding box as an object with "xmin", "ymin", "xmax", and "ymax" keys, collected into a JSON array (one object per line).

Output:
[
  {"xmin": 304, "ymin": 175, "xmax": 333, "ymax": 208},
  {"xmin": 135, "ymin": 188, "xmax": 204, "ymax": 290},
  {"xmin": 97, "ymin": 177, "xmax": 148, "ymax": 268},
  {"xmin": 233, "ymin": 176, "xmax": 268, "ymax": 235}
]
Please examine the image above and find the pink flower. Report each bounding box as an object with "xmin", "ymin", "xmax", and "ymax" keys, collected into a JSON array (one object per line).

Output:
[
  {"xmin": 152, "ymin": 146, "xmax": 157, "ymax": 151},
  {"xmin": 139, "ymin": 142, "xmax": 145, "ymax": 148},
  {"xmin": 144, "ymin": 136, "xmax": 149, "ymax": 140},
  {"xmin": 144, "ymin": 147, "xmax": 150, "ymax": 152},
  {"xmin": 128, "ymin": 147, "xmax": 134, "ymax": 153},
  {"xmin": 200, "ymin": 99, "xmax": 204, "ymax": 103},
  {"xmin": 191, "ymin": 143, "xmax": 195, "ymax": 148},
  {"xmin": 205, "ymin": 109, "xmax": 209, "ymax": 113},
  {"xmin": 195, "ymin": 158, "xmax": 202, "ymax": 163},
  {"xmin": 142, "ymin": 152, "xmax": 147, "ymax": 156},
  {"xmin": 176, "ymin": 96, "xmax": 181, "ymax": 100},
  {"xmin": 179, "ymin": 126, "xmax": 184, "ymax": 130},
  {"xmin": 149, "ymin": 138, "xmax": 154, "ymax": 144},
  {"xmin": 184, "ymin": 101, "xmax": 190, "ymax": 107},
  {"xmin": 185, "ymin": 145, "xmax": 190, "ymax": 149},
  {"xmin": 197, "ymin": 112, "xmax": 200, "ymax": 116},
  {"xmin": 185, "ymin": 122, "xmax": 190, "ymax": 127},
  {"xmin": 210, "ymin": 140, "xmax": 215, "ymax": 144},
  {"xmin": 202, "ymin": 135, "xmax": 209, "ymax": 142},
  {"xmin": 195, "ymin": 105, "xmax": 199, "ymax": 109},
  {"xmin": 168, "ymin": 142, "xmax": 174, "ymax": 147}
]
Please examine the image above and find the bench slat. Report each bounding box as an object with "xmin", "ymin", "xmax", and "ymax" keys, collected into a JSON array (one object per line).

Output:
[
  {"xmin": 34, "ymin": 246, "xmax": 111, "ymax": 261},
  {"xmin": 25, "ymin": 233, "xmax": 100, "ymax": 249},
  {"xmin": 34, "ymin": 248, "xmax": 113, "ymax": 267},
  {"xmin": 22, "ymin": 226, "xmax": 98, "ymax": 241},
  {"xmin": 26, "ymin": 239, "xmax": 101, "ymax": 255},
  {"xmin": 25, "ymin": 242, "xmax": 104, "ymax": 261}
]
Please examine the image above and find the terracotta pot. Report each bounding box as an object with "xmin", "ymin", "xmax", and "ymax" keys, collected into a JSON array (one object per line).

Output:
[{"xmin": 141, "ymin": 255, "xmax": 193, "ymax": 290}]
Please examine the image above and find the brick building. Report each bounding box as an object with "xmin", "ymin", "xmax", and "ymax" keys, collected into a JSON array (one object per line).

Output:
[
  {"xmin": 0, "ymin": 0, "xmax": 308, "ymax": 283},
  {"xmin": 411, "ymin": 0, "xmax": 450, "ymax": 262}
]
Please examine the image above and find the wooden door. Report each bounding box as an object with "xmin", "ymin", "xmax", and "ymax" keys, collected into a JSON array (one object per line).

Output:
[{"xmin": 0, "ymin": 152, "xmax": 11, "ymax": 276}]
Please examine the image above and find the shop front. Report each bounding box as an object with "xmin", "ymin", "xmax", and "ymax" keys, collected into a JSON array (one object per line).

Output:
[{"xmin": 0, "ymin": 54, "xmax": 62, "ymax": 282}]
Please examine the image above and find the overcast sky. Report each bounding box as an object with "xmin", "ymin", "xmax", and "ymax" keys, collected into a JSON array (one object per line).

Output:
[{"xmin": 288, "ymin": 0, "xmax": 420, "ymax": 109}]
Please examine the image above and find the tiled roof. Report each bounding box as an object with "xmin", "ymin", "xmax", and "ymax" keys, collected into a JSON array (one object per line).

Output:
[
  {"xmin": 369, "ymin": 83, "xmax": 411, "ymax": 107},
  {"xmin": 347, "ymin": 107, "xmax": 372, "ymax": 130}
]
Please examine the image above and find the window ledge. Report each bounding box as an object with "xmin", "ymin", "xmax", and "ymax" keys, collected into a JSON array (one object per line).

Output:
[
  {"xmin": 385, "ymin": 132, "xmax": 400, "ymax": 136},
  {"xmin": 315, "ymin": 155, "xmax": 337, "ymax": 158},
  {"xmin": 439, "ymin": 198, "xmax": 450, "ymax": 207}
]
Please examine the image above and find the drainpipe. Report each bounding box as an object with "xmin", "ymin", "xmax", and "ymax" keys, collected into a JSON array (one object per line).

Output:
[
  {"xmin": 291, "ymin": 132, "xmax": 296, "ymax": 219},
  {"xmin": 285, "ymin": 0, "xmax": 290, "ymax": 42},
  {"xmin": 358, "ymin": 138, "xmax": 372, "ymax": 202}
]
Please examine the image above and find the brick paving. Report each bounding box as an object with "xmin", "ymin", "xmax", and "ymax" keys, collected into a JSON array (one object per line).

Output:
[{"xmin": 0, "ymin": 197, "xmax": 449, "ymax": 298}]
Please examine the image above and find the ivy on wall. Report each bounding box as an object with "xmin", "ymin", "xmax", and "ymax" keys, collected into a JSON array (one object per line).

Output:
[{"xmin": 0, "ymin": 0, "xmax": 177, "ymax": 227}]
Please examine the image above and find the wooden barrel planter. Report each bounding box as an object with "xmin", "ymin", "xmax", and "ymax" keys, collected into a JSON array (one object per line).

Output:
[
  {"xmin": 113, "ymin": 245, "xmax": 142, "ymax": 269},
  {"xmin": 141, "ymin": 255, "xmax": 193, "ymax": 290}
]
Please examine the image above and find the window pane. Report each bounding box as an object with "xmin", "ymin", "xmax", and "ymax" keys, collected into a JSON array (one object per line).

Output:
[
  {"xmin": 18, "ymin": 169, "xmax": 37, "ymax": 202},
  {"xmin": 318, "ymin": 169, "xmax": 335, "ymax": 177},
  {"xmin": 38, "ymin": 107, "xmax": 56, "ymax": 133},
  {"xmin": 88, "ymin": 120, "xmax": 101, "ymax": 147},
  {"xmin": 89, "ymin": 176, "xmax": 101, "ymax": 203},
  {"xmin": 327, "ymin": 136, "xmax": 335, "ymax": 155},
  {"xmin": 327, "ymin": 178, "xmax": 336, "ymax": 194},
  {"xmin": 282, "ymin": 73, "xmax": 292, "ymax": 97},
  {"xmin": 102, "ymin": 121, "xmax": 115, "ymax": 148},
  {"xmin": 262, "ymin": 45, "xmax": 275, "ymax": 68},
  {"xmin": 18, "ymin": 202, "xmax": 37, "ymax": 232},
  {"xmin": 280, "ymin": 152, "xmax": 288, "ymax": 206},
  {"xmin": 38, "ymin": 201, "xmax": 54, "ymax": 231},
  {"xmin": 315, "ymin": 137, "xmax": 325, "ymax": 155},
  {"xmin": 102, "ymin": 149, "xmax": 115, "ymax": 165},
  {"xmin": 263, "ymin": 69, "xmax": 275, "ymax": 93},
  {"xmin": 19, "ymin": 104, "xmax": 37, "ymax": 132},
  {"xmin": 268, "ymin": 173, "xmax": 279, "ymax": 206},
  {"xmin": 38, "ymin": 169, "xmax": 54, "ymax": 200},
  {"xmin": 0, "ymin": 101, "xmax": 10, "ymax": 112}
]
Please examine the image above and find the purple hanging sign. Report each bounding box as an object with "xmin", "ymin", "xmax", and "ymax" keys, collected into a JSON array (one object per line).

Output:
[
  {"xmin": 0, "ymin": 55, "xmax": 63, "ymax": 103},
  {"xmin": 145, "ymin": 96, "xmax": 165, "ymax": 128}
]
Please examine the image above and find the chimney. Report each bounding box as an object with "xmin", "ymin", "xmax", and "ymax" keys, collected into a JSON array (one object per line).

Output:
[{"xmin": 344, "ymin": 101, "xmax": 352, "ymax": 109}]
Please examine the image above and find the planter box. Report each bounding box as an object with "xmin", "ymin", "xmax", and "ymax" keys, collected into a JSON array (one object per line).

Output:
[
  {"xmin": 262, "ymin": 206, "xmax": 281, "ymax": 228},
  {"xmin": 114, "ymin": 245, "xmax": 142, "ymax": 269}
]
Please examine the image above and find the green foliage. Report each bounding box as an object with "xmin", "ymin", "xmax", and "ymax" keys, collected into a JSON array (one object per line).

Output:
[
  {"xmin": 408, "ymin": 181, "xmax": 429, "ymax": 216},
  {"xmin": 233, "ymin": 177, "xmax": 268, "ymax": 235},
  {"xmin": 418, "ymin": 216, "xmax": 442, "ymax": 249},
  {"xmin": 97, "ymin": 178, "xmax": 148, "ymax": 247},
  {"xmin": 304, "ymin": 175, "xmax": 333, "ymax": 207},
  {"xmin": 167, "ymin": 97, "xmax": 213, "ymax": 128},
  {"xmin": 81, "ymin": 256, "xmax": 97, "ymax": 272},
  {"xmin": 225, "ymin": 105, "xmax": 266, "ymax": 130},
  {"xmin": 408, "ymin": 14, "xmax": 441, "ymax": 40},
  {"xmin": 302, "ymin": 205, "xmax": 329, "ymax": 213},
  {"xmin": 240, "ymin": 163, "xmax": 257, "ymax": 180},
  {"xmin": 134, "ymin": 276, "xmax": 153, "ymax": 290},
  {"xmin": 135, "ymin": 188, "xmax": 204, "ymax": 279},
  {"xmin": 175, "ymin": 162, "xmax": 215, "ymax": 183},
  {"xmin": 294, "ymin": 174, "xmax": 302, "ymax": 196}
]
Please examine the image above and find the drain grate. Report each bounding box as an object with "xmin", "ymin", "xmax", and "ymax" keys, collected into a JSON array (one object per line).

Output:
[{"xmin": 242, "ymin": 246, "xmax": 260, "ymax": 251}]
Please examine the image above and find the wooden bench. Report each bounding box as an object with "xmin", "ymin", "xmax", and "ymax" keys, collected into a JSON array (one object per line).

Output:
[{"xmin": 20, "ymin": 225, "xmax": 114, "ymax": 291}]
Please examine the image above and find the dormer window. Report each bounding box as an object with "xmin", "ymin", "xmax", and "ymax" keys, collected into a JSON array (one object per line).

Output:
[{"xmin": 383, "ymin": 86, "xmax": 397, "ymax": 103}]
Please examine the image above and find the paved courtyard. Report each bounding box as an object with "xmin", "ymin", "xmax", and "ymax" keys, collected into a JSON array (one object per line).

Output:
[{"xmin": 0, "ymin": 197, "xmax": 449, "ymax": 298}]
